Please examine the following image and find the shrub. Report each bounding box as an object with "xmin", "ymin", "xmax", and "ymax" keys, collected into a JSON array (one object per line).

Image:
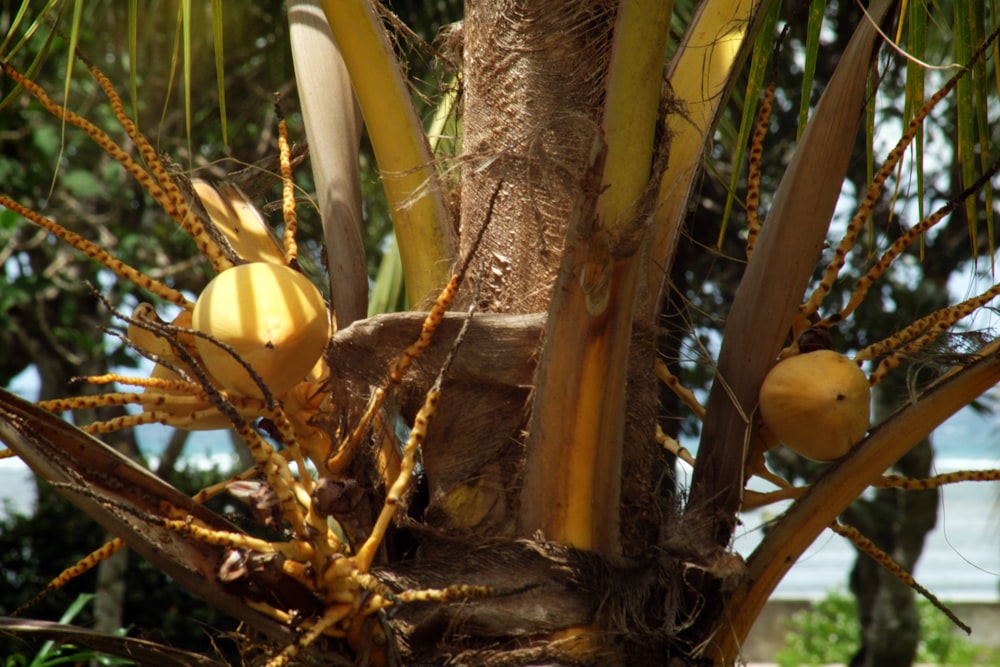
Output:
[{"xmin": 775, "ymin": 590, "xmax": 1000, "ymax": 666}]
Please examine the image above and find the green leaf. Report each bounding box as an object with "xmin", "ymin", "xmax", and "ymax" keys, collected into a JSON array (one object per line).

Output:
[
  {"xmin": 0, "ymin": 206, "xmax": 23, "ymax": 231},
  {"xmin": 0, "ymin": 0, "xmax": 65, "ymax": 111},
  {"xmin": 368, "ymin": 235, "xmax": 406, "ymax": 316},
  {"xmin": 969, "ymin": 9, "xmax": 994, "ymax": 262},
  {"xmin": 60, "ymin": 169, "xmax": 101, "ymax": 198},
  {"xmin": 182, "ymin": 0, "xmax": 193, "ymax": 166},
  {"xmin": 954, "ymin": 0, "xmax": 980, "ymax": 256},
  {"xmin": 719, "ymin": 0, "xmax": 782, "ymax": 246},
  {"xmin": 797, "ymin": 0, "xmax": 825, "ymax": 140},
  {"xmin": 28, "ymin": 593, "xmax": 96, "ymax": 667},
  {"xmin": 211, "ymin": 0, "xmax": 228, "ymax": 147},
  {"xmin": 904, "ymin": 0, "xmax": 926, "ymax": 225},
  {"xmin": 32, "ymin": 124, "xmax": 60, "ymax": 159},
  {"xmin": 53, "ymin": 0, "xmax": 85, "ymax": 187},
  {"xmin": 128, "ymin": 0, "xmax": 139, "ymax": 129}
]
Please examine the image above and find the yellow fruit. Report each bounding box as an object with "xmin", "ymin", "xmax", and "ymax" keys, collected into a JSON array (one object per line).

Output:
[
  {"xmin": 127, "ymin": 303, "xmax": 173, "ymax": 358},
  {"xmin": 143, "ymin": 363, "xmax": 232, "ymax": 431},
  {"xmin": 192, "ymin": 262, "xmax": 329, "ymax": 399},
  {"xmin": 128, "ymin": 304, "xmax": 198, "ymax": 362},
  {"xmin": 758, "ymin": 349, "xmax": 870, "ymax": 461}
]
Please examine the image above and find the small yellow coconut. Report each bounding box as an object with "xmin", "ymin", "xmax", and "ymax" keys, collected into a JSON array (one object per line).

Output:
[
  {"xmin": 758, "ymin": 349, "xmax": 870, "ymax": 461},
  {"xmin": 192, "ymin": 262, "xmax": 328, "ymax": 399}
]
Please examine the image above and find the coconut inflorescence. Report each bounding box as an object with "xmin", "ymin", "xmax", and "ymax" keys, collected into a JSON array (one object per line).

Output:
[{"xmin": 758, "ymin": 349, "xmax": 871, "ymax": 461}]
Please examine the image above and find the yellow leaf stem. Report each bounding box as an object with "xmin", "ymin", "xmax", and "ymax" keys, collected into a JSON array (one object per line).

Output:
[
  {"xmin": 648, "ymin": 0, "xmax": 765, "ymax": 318},
  {"xmin": 318, "ymin": 0, "xmax": 453, "ymax": 304},
  {"xmin": 519, "ymin": 0, "xmax": 670, "ymax": 556}
]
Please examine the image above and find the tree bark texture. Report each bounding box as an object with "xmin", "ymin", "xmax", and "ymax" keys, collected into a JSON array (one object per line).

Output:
[
  {"xmin": 93, "ymin": 542, "xmax": 128, "ymax": 636},
  {"xmin": 460, "ymin": 0, "xmax": 616, "ymax": 313}
]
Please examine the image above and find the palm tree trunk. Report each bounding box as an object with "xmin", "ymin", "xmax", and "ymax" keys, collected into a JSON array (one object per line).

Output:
[
  {"xmin": 460, "ymin": 0, "xmax": 614, "ymax": 313},
  {"xmin": 92, "ymin": 545, "xmax": 128, "ymax": 638}
]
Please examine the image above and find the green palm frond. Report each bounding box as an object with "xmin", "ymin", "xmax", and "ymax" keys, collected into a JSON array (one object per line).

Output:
[
  {"xmin": 210, "ymin": 0, "xmax": 227, "ymax": 147},
  {"xmin": 181, "ymin": 0, "xmax": 192, "ymax": 165},
  {"xmin": 903, "ymin": 0, "xmax": 927, "ymax": 228},
  {"xmin": 719, "ymin": 0, "xmax": 782, "ymax": 245},
  {"xmin": 798, "ymin": 0, "xmax": 825, "ymax": 140},
  {"xmin": 128, "ymin": 0, "xmax": 138, "ymax": 125},
  {"xmin": 960, "ymin": 1, "xmax": 995, "ymax": 259},
  {"xmin": 0, "ymin": 1, "xmax": 66, "ymax": 110},
  {"xmin": 368, "ymin": 236, "xmax": 406, "ymax": 317}
]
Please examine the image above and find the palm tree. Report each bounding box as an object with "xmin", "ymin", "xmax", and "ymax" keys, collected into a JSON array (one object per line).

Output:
[{"xmin": 1, "ymin": 0, "xmax": 998, "ymax": 664}]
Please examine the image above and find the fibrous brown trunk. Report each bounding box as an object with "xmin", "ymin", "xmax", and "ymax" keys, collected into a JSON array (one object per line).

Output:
[
  {"xmin": 453, "ymin": 0, "xmax": 665, "ymax": 557},
  {"xmin": 460, "ymin": 0, "xmax": 616, "ymax": 313},
  {"xmin": 416, "ymin": 0, "xmax": 620, "ymax": 539},
  {"xmin": 379, "ymin": 4, "xmax": 676, "ymax": 662}
]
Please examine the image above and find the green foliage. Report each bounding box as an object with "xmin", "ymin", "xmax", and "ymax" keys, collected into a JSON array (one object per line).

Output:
[
  {"xmin": 0, "ymin": 463, "xmax": 245, "ymax": 661},
  {"xmin": 776, "ymin": 590, "xmax": 1000, "ymax": 666},
  {"xmin": 368, "ymin": 234, "xmax": 407, "ymax": 316},
  {"xmin": 915, "ymin": 596, "xmax": 1000, "ymax": 666},
  {"xmin": 3, "ymin": 593, "xmax": 134, "ymax": 667},
  {"xmin": 776, "ymin": 591, "xmax": 859, "ymax": 666}
]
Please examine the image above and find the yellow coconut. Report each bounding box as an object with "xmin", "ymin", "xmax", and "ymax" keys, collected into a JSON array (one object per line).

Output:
[
  {"xmin": 192, "ymin": 262, "xmax": 328, "ymax": 399},
  {"xmin": 758, "ymin": 349, "xmax": 870, "ymax": 461}
]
